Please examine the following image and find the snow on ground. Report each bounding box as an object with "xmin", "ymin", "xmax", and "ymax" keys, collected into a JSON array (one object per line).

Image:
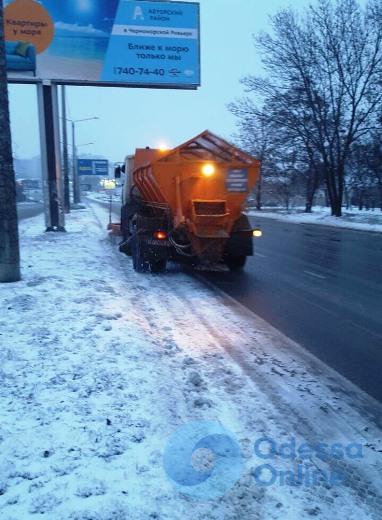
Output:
[
  {"xmin": 246, "ymin": 207, "xmax": 382, "ymax": 233},
  {"xmin": 85, "ymin": 190, "xmax": 122, "ymax": 205},
  {"xmin": 0, "ymin": 203, "xmax": 381, "ymax": 519},
  {"xmin": 85, "ymin": 192, "xmax": 108, "ymax": 201}
]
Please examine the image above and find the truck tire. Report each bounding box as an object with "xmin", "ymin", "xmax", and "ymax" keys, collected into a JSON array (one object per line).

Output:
[
  {"xmin": 132, "ymin": 235, "xmax": 148, "ymax": 273},
  {"xmin": 149, "ymin": 258, "xmax": 167, "ymax": 273},
  {"xmin": 225, "ymin": 254, "xmax": 247, "ymax": 271},
  {"xmin": 121, "ymin": 207, "xmax": 129, "ymax": 241},
  {"xmin": 122, "ymin": 223, "xmax": 130, "ymax": 243},
  {"xmin": 119, "ymin": 208, "xmax": 132, "ymax": 256}
]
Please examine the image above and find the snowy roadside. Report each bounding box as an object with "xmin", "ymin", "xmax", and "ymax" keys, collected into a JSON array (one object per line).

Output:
[
  {"xmin": 84, "ymin": 192, "xmax": 109, "ymax": 202},
  {"xmin": 0, "ymin": 204, "xmax": 381, "ymax": 519},
  {"xmin": 246, "ymin": 207, "xmax": 382, "ymax": 233},
  {"xmin": 85, "ymin": 190, "xmax": 122, "ymax": 205}
]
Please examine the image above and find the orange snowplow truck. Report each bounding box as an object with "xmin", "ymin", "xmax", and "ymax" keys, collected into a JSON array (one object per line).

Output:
[{"xmin": 116, "ymin": 131, "xmax": 261, "ymax": 273}]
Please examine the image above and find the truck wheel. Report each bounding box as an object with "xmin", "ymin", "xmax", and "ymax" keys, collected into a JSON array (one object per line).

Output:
[
  {"xmin": 119, "ymin": 227, "xmax": 132, "ymax": 256},
  {"xmin": 150, "ymin": 258, "xmax": 167, "ymax": 273},
  {"xmin": 119, "ymin": 210, "xmax": 132, "ymax": 256},
  {"xmin": 120, "ymin": 209, "xmax": 128, "ymax": 240},
  {"xmin": 132, "ymin": 236, "xmax": 148, "ymax": 273},
  {"xmin": 122, "ymin": 223, "xmax": 130, "ymax": 242},
  {"xmin": 225, "ymin": 255, "xmax": 247, "ymax": 271}
]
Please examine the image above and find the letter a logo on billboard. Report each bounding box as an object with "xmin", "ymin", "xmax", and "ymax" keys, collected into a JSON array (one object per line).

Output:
[{"xmin": 133, "ymin": 6, "xmax": 144, "ymax": 20}]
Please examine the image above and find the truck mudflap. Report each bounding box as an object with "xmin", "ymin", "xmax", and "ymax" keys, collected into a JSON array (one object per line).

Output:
[
  {"xmin": 224, "ymin": 214, "xmax": 254, "ymax": 257},
  {"xmin": 129, "ymin": 232, "xmax": 170, "ymax": 273},
  {"xmin": 120, "ymin": 232, "xmax": 170, "ymax": 256},
  {"xmin": 119, "ymin": 237, "xmax": 132, "ymax": 255}
]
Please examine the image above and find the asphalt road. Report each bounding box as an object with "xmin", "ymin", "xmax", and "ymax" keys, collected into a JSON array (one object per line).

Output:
[
  {"xmin": 17, "ymin": 202, "xmax": 44, "ymax": 221},
  {"xmin": 201, "ymin": 217, "xmax": 382, "ymax": 403}
]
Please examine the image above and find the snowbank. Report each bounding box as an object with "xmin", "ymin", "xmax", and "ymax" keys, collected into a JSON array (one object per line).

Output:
[
  {"xmin": 246, "ymin": 207, "xmax": 382, "ymax": 233},
  {"xmin": 0, "ymin": 204, "xmax": 381, "ymax": 519}
]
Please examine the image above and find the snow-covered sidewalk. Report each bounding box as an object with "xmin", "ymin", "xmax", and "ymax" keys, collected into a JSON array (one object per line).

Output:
[
  {"xmin": 0, "ymin": 204, "xmax": 381, "ymax": 519},
  {"xmin": 246, "ymin": 207, "xmax": 382, "ymax": 233}
]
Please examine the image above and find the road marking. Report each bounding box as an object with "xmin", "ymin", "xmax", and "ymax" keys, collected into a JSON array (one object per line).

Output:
[
  {"xmin": 304, "ymin": 270, "xmax": 326, "ymax": 280},
  {"xmin": 255, "ymin": 252, "xmax": 268, "ymax": 258}
]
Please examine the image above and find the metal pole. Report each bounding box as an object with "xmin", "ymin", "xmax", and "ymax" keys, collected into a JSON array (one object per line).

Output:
[
  {"xmin": 61, "ymin": 86, "xmax": 70, "ymax": 212},
  {"xmin": 72, "ymin": 122, "xmax": 81, "ymax": 205},
  {"xmin": 38, "ymin": 81, "xmax": 63, "ymax": 231},
  {"xmin": 72, "ymin": 122, "xmax": 77, "ymax": 204},
  {"xmin": 51, "ymin": 83, "xmax": 66, "ymax": 231},
  {"xmin": 75, "ymin": 144, "xmax": 81, "ymax": 204},
  {"xmin": 71, "ymin": 121, "xmax": 75, "ymax": 203},
  {"xmin": 37, "ymin": 83, "xmax": 51, "ymax": 230}
]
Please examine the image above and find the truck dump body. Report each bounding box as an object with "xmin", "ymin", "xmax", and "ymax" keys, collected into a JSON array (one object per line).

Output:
[{"xmin": 120, "ymin": 130, "xmax": 260, "ymax": 271}]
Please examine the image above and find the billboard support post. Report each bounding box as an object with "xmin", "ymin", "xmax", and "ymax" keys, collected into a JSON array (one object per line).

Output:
[
  {"xmin": 61, "ymin": 86, "xmax": 70, "ymax": 213},
  {"xmin": 51, "ymin": 82, "xmax": 66, "ymax": 230},
  {"xmin": 36, "ymin": 82, "xmax": 51, "ymax": 230},
  {"xmin": 36, "ymin": 81, "xmax": 65, "ymax": 232}
]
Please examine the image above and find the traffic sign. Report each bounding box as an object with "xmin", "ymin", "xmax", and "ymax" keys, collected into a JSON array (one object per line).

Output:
[{"xmin": 78, "ymin": 159, "xmax": 109, "ymax": 176}]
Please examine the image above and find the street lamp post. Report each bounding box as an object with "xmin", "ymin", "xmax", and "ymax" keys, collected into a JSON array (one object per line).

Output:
[
  {"xmin": 72, "ymin": 121, "xmax": 78, "ymax": 203},
  {"xmin": 65, "ymin": 117, "xmax": 99, "ymax": 205}
]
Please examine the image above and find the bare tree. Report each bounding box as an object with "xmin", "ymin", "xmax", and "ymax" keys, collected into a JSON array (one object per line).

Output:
[
  {"xmin": 272, "ymin": 149, "xmax": 302, "ymax": 211},
  {"xmin": 0, "ymin": 3, "xmax": 20, "ymax": 283},
  {"xmin": 366, "ymin": 131, "xmax": 382, "ymax": 211},
  {"xmin": 236, "ymin": 0, "xmax": 382, "ymax": 216},
  {"xmin": 346, "ymin": 147, "xmax": 375, "ymax": 210},
  {"xmin": 349, "ymin": 131, "xmax": 382, "ymax": 210},
  {"xmin": 230, "ymin": 98, "xmax": 276, "ymax": 210},
  {"xmin": 230, "ymin": 94, "xmax": 323, "ymax": 212}
]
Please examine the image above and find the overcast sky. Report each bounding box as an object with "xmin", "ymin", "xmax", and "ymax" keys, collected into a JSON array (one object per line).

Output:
[{"xmin": 8, "ymin": 0, "xmax": 310, "ymax": 162}]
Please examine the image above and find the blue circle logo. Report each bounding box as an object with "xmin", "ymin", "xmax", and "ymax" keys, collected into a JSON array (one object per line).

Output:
[{"xmin": 163, "ymin": 421, "xmax": 244, "ymax": 500}]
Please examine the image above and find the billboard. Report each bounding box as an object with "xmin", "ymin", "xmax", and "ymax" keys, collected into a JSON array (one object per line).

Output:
[
  {"xmin": 78, "ymin": 159, "xmax": 109, "ymax": 176},
  {"xmin": 3, "ymin": 0, "xmax": 200, "ymax": 88}
]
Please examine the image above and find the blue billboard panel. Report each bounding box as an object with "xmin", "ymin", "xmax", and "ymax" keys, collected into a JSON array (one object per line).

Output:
[
  {"xmin": 3, "ymin": 0, "xmax": 200, "ymax": 88},
  {"xmin": 102, "ymin": 1, "xmax": 200, "ymax": 87},
  {"xmin": 78, "ymin": 159, "xmax": 109, "ymax": 176}
]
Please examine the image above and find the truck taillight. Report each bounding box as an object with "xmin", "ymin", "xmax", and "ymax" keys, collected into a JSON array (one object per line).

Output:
[{"xmin": 153, "ymin": 230, "xmax": 167, "ymax": 240}]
